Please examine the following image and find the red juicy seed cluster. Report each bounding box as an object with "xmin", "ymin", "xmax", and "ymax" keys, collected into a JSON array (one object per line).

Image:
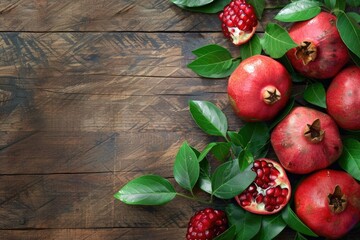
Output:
[
  {"xmin": 238, "ymin": 160, "xmax": 289, "ymax": 212},
  {"xmin": 186, "ymin": 208, "xmax": 228, "ymax": 240},
  {"xmin": 219, "ymin": 0, "xmax": 257, "ymax": 33}
]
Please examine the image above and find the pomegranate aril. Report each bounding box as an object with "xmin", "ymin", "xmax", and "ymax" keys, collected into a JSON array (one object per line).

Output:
[
  {"xmin": 263, "ymin": 167, "xmax": 270, "ymax": 175},
  {"xmin": 276, "ymin": 196, "xmax": 285, "ymax": 204},
  {"xmin": 253, "ymin": 161, "xmax": 261, "ymax": 168},
  {"xmin": 274, "ymin": 187, "xmax": 281, "ymax": 197},
  {"xmin": 281, "ymin": 188, "xmax": 289, "ymax": 197},
  {"xmin": 257, "ymin": 169, "xmax": 264, "ymax": 178},
  {"xmin": 241, "ymin": 200, "xmax": 251, "ymax": 206},
  {"xmin": 266, "ymin": 188, "xmax": 275, "ymax": 196},
  {"xmin": 265, "ymin": 205, "xmax": 275, "ymax": 212},
  {"xmin": 256, "ymin": 194, "xmax": 263, "ymax": 203},
  {"xmin": 261, "ymin": 160, "xmax": 267, "ymax": 167}
]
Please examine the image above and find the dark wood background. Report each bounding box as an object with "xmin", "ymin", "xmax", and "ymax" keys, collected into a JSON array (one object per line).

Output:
[{"xmin": 0, "ymin": 0, "xmax": 359, "ymax": 239}]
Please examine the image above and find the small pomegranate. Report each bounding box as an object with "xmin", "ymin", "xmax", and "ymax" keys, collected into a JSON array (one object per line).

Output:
[
  {"xmin": 295, "ymin": 169, "xmax": 360, "ymax": 239},
  {"xmin": 271, "ymin": 107, "xmax": 342, "ymax": 174},
  {"xmin": 219, "ymin": 0, "xmax": 258, "ymax": 45},
  {"xmin": 228, "ymin": 55, "xmax": 292, "ymax": 122},
  {"xmin": 286, "ymin": 12, "xmax": 349, "ymax": 79},
  {"xmin": 326, "ymin": 65, "xmax": 360, "ymax": 131},
  {"xmin": 235, "ymin": 158, "xmax": 291, "ymax": 215},
  {"xmin": 186, "ymin": 208, "xmax": 228, "ymax": 240}
]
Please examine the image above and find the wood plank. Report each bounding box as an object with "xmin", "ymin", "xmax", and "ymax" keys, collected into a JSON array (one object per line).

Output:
[
  {"xmin": 0, "ymin": 228, "xmax": 186, "ymax": 240},
  {"xmin": 0, "ymin": 0, "xmax": 289, "ymax": 32},
  {"xmin": 0, "ymin": 173, "xmax": 208, "ymax": 229},
  {"xmin": 0, "ymin": 228, "xmax": 301, "ymax": 240},
  {"xmin": 0, "ymin": 32, "xmax": 237, "ymax": 78}
]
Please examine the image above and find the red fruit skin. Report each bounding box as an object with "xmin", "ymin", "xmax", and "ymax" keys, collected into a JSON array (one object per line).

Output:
[
  {"xmin": 326, "ymin": 66, "xmax": 360, "ymax": 131},
  {"xmin": 295, "ymin": 169, "xmax": 360, "ymax": 239},
  {"xmin": 286, "ymin": 12, "xmax": 349, "ymax": 79},
  {"xmin": 271, "ymin": 107, "xmax": 343, "ymax": 174},
  {"xmin": 228, "ymin": 55, "xmax": 292, "ymax": 122}
]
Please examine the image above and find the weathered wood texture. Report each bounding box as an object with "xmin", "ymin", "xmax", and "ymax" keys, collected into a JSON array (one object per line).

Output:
[
  {"xmin": 0, "ymin": 0, "xmax": 359, "ymax": 239},
  {"xmin": 0, "ymin": 0, "xmax": 289, "ymax": 32}
]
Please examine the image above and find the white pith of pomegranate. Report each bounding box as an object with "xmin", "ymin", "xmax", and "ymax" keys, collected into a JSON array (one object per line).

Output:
[{"xmin": 235, "ymin": 158, "xmax": 291, "ymax": 215}]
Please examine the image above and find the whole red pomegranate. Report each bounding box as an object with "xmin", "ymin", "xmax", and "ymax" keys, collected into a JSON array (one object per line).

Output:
[
  {"xmin": 271, "ymin": 107, "xmax": 342, "ymax": 174},
  {"xmin": 295, "ymin": 169, "xmax": 360, "ymax": 239},
  {"xmin": 228, "ymin": 55, "xmax": 292, "ymax": 122},
  {"xmin": 326, "ymin": 65, "xmax": 360, "ymax": 131},
  {"xmin": 235, "ymin": 158, "xmax": 291, "ymax": 215},
  {"xmin": 286, "ymin": 12, "xmax": 349, "ymax": 79}
]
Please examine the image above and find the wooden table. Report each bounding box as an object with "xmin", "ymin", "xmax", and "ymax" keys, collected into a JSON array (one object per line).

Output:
[{"xmin": 0, "ymin": 1, "xmax": 359, "ymax": 239}]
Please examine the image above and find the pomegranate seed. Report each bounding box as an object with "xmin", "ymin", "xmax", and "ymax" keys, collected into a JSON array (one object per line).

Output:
[
  {"xmin": 253, "ymin": 161, "xmax": 261, "ymax": 168},
  {"xmin": 256, "ymin": 194, "xmax": 263, "ymax": 203},
  {"xmin": 274, "ymin": 187, "xmax": 281, "ymax": 197},
  {"xmin": 241, "ymin": 200, "xmax": 251, "ymax": 206},
  {"xmin": 261, "ymin": 160, "xmax": 267, "ymax": 167},
  {"xmin": 265, "ymin": 205, "xmax": 275, "ymax": 212},
  {"xmin": 248, "ymin": 184, "xmax": 256, "ymax": 192},
  {"xmin": 263, "ymin": 167, "xmax": 270, "ymax": 175},
  {"xmin": 263, "ymin": 196, "xmax": 270, "ymax": 204},
  {"xmin": 266, "ymin": 188, "xmax": 275, "ymax": 196},
  {"xmin": 282, "ymin": 188, "xmax": 289, "ymax": 197},
  {"xmin": 276, "ymin": 196, "xmax": 285, "ymax": 204},
  {"xmin": 257, "ymin": 168, "xmax": 264, "ymax": 178}
]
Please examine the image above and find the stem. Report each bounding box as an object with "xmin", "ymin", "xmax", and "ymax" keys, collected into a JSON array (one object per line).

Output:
[{"xmin": 176, "ymin": 193, "xmax": 212, "ymax": 204}]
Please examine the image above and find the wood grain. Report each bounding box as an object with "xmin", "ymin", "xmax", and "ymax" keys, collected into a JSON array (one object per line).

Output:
[{"xmin": 0, "ymin": 0, "xmax": 289, "ymax": 32}]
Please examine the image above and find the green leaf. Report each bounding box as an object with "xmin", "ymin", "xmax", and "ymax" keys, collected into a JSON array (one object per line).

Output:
[
  {"xmin": 303, "ymin": 82, "xmax": 327, "ymax": 108},
  {"xmin": 177, "ymin": 0, "xmax": 231, "ymax": 13},
  {"xmin": 254, "ymin": 214, "xmax": 287, "ymax": 240},
  {"xmin": 170, "ymin": 0, "xmax": 213, "ymax": 8},
  {"xmin": 188, "ymin": 47, "xmax": 237, "ymax": 78},
  {"xmin": 212, "ymin": 159, "xmax": 256, "ymax": 199},
  {"xmin": 198, "ymin": 142, "xmax": 218, "ymax": 162},
  {"xmin": 275, "ymin": 0, "xmax": 321, "ymax": 22},
  {"xmin": 347, "ymin": 0, "xmax": 360, "ymax": 7},
  {"xmin": 325, "ymin": 0, "xmax": 346, "ymax": 11},
  {"xmin": 114, "ymin": 175, "xmax": 176, "ymax": 205},
  {"xmin": 269, "ymin": 97, "xmax": 295, "ymax": 129},
  {"xmin": 226, "ymin": 204, "xmax": 262, "ymax": 240},
  {"xmin": 347, "ymin": 12, "xmax": 360, "ymax": 23},
  {"xmin": 238, "ymin": 122, "xmax": 270, "ymax": 159},
  {"xmin": 294, "ymin": 232, "xmax": 308, "ymax": 240},
  {"xmin": 211, "ymin": 142, "xmax": 231, "ymax": 161},
  {"xmin": 350, "ymin": 50, "xmax": 360, "ymax": 67},
  {"xmin": 238, "ymin": 149, "xmax": 254, "ymax": 172},
  {"xmin": 338, "ymin": 138, "xmax": 360, "ymax": 181},
  {"xmin": 282, "ymin": 205, "xmax": 318, "ymax": 237},
  {"xmin": 240, "ymin": 35, "xmax": 262, "ymax": 60},
  {"xmin": 192, "ymin": 44, "xmax": 230, "ymax": 57},
  {"xmin": 189, "ymin": 100, "xmax": 228, "ymax": 138},
  {"xmin": 261, "ymin": 23, "xmax": 297, "ymax": 59},
  {"xmin": 199, "ymin": 159, "xmax": 212, "ymax": 194},
  {"xmin": 214, "ymin": 225, "xmax": 236, "ymax": 240},
  {"xmin": 337, "ymin": 11, "xmax": 360, "ymax": 59},
  {"xmin": 173, "ymin": 141, "xmax": 200, "ymax": 191},
  {"xmin": 247, "ymin": 0, "xmax": 265, "ymax": 20},
  {"xmin": 278, "ymin": 55, "xmax": 295, "ymax": 74},
  {"xmin": 228, "ymin": 131, "xmax": 243, "ymax": 146}
]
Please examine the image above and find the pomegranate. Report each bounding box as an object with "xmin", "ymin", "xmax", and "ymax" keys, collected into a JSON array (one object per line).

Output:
[
  {"xmin": 235, "ymin": 158, "xmax": 291, "ymax": 215},
  {"xmin": 295, "ymin": 169, "xmax": 360, "ymax": 239},
  {"xmin": 219, "ymin": 0, "xmax": 258, "ymax": 45},
  {"xmin": 227, "ymin": 55, "xmax": 292, "ymax": 122},
  {"xmin": 286, "ymin": 12, "xmax": 349, "ymax": 79},
  {"xmin": 326, "ymin": 65, "xmax": 360, "ymax": 131},
  {"xmin": 271, "ymin": 106, "xmax": 342, "ymax": 174}
]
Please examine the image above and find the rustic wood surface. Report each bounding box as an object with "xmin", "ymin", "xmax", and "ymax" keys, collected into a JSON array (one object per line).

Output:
[{"xmin": 0, "ymin": 0, "xmax": 359, "ymax": 239}]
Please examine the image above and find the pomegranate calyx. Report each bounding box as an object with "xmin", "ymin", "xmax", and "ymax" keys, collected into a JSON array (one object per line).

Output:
[
  {"xmin": 262, "ymin": 86, "xmax": 281, "ymax": 105},
  {"xmin": 295, "ymin": 41, "xmax": 317, "ymax": 65},
  {"xmin": 328, "ymin": 185, "xmax": 347, "ymax": 214},
  {"xmin": 304, "ymin": 119, "xmax": 325, "ymax": 143}
]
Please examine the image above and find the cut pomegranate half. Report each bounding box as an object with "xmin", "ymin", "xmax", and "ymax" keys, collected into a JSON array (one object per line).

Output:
[{"xmin": 235, "ymin": 158, "xmax": 291, "ymax": 215}]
